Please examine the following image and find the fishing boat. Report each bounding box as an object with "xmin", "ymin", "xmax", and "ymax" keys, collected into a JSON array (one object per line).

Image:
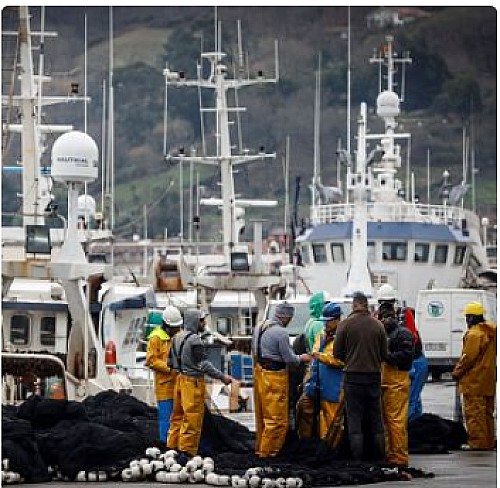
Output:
[
  {"xmin": 1, "ymin": 6, "xmax": 156, "ymax": 404},
  {"xmin": 161, "ymin": 20, "xmax": 285, "ymax": 353},
  {"xmin": 294, "ymin": 36, "xmax": 495, "ymax": 307}
]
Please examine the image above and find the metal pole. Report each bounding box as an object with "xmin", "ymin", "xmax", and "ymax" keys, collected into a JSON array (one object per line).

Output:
[{"xmin": 347, "ymin": 6, "xmax": 351, "ymax": 156}]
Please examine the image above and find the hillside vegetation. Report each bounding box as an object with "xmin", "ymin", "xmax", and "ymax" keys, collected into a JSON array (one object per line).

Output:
[{"xmin": 1, "ymin": 6, "xmax": 496, "ymax": 240}]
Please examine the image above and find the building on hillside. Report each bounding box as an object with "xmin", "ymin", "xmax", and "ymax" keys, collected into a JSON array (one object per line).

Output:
[{"xmin": 367, "ymin": 7, "xmax": 431, "ymax": 29}]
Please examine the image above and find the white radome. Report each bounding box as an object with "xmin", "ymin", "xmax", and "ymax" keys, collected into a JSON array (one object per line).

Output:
[{"xmin": 51, "ymin": 130, "xmax": 98, "ymax": 184}]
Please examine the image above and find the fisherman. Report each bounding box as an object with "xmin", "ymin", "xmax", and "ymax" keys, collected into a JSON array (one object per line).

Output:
[
  {"xmin": 252, "ymin": 302, "xmax": 311, "ymax": 458},
  {"xmin": 334, "ymin": 291, "xmax": 388, "ymax": 462},
  {"xmin": 167, "ymin": 308, "xmax": 235, "ymax": 456},
  {"xmin": 145, "ymin": 306, "xmax": 183, "ymax": 445},
  {"xmin": 403, "ymin": 306, "xmax": 429, "ymax": 422},
  {"xmin": 303, "ymin": 291, "xmax": 329, "ymax": 354},
  {"xmin": 452, "ymin": 302, "xmax": 496, "ymax": 451},
  {"xmin": 198, "ymin": 309, "xmax": 211, "ymax": 343},
  {"xmin": 296, "ymin": 302, "xmax": 345, "ymax": 439},
  {"xmin": 377, "ymin": 286, "xmax": 414, "ymax": 467}
]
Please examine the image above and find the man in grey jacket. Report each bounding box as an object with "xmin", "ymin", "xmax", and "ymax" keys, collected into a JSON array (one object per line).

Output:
[
  {"xmin": 167, "ymin": 309, "xmax": 235, "ymax": 456},
  {"xmin": 252, "ymin": 302, "xmax": 311, "ymax": 457}
]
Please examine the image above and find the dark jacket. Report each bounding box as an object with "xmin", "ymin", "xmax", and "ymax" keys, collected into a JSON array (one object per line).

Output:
[
  {"xmin": 383, "ymin": 318, "xmax": 415, "ymax": 371},
  {"xmin": 334, "ymin": 310, "xmax": 388, "ymax": 375}
]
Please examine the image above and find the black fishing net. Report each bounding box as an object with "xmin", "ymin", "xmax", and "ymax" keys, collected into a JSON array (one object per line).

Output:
[
  {"xmin": 408, "ymin": 413, "xmax": 467, "ymax": 453},
  {"xmin": 2, "ymin": 406, "xmax": 52, "ymax": 483},
  {"xmin": 1, "ymin": 391, "xmax": 463, "ymax": 483}
]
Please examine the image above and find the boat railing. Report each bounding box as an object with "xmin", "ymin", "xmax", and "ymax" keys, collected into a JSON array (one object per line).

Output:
[{"xmin": 311, "ymin": 202, "xmax": 466, "ymax": 226}]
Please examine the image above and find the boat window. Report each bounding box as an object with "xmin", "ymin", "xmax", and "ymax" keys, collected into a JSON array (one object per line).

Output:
[
  {"xmin": 434, "ymin": 244, "xmax": 448, "ymax": 264},
  {"xmin": 453, "ymin": 245, "xmax": 466, "ymax": 265},
  {"xmin": 10, "ymin": 315, "xmax": 30, "ymax": 346},
  {"xmin": 486, "ymin": 246, "xmax": 497, "ymax": 258},
  {"xmin": 312, "ymin": 244, "xmax": 328, "ymax": 263},
  {"xmin": 40, "ymin": 316, "xmax": 56, "ymax": 347},
  {"xmin": 367, "ymin": 241, "xmax": 376, "ymax": 263},
  {"xmin": 382, "ymin": 242, "xmax": 407, "ymax": 261},
  {"xmin": 237, "ymin": 312, "xmax": 253, "ymax": 336},
  {"xmin": 300, "ymin": 245, "xmax": 310, "ymax": 264},
  {"xmin": 414, "ymin": 243, "xmax": 430, "ymax": 263},
  {"xmin": 216, "ymin": 317, "xmax": 231, "ymax": 335},
  {"xmin": 330, "ymin": 243, "xmax": 345, "ymax": 263}
]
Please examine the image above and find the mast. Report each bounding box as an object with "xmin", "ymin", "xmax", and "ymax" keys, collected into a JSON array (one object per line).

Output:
[
  {"xmin": 163, "ymin": 26, "xmax": 278, "ymax": 265},
  {"xmin": 343, "ymin": 103, "xmax": 372, "ymax": 297},
  {"xmin": 19, "ymin": 6, "xmax": 41, "ymax": 226},
  {"xmin": 6, "ymin": 7, "xmax": 88, "ymax": 227}
]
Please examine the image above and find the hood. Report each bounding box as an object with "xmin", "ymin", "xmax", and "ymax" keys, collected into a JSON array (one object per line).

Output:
[
  {"xmin": 308, "ymin": 291, "xmax": 325, "ymax": 319},
  {"xmin": 183, "ymin": 309, "xmax": 201, "ymax": 334}
]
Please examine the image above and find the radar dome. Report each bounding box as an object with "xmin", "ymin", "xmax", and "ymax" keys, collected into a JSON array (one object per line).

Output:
[
  {"xmin": 77, "ymin": 194, "xmax": 97, "ymax": 218},
  {"xmin": 51, "ymin": 131, "xmax": 98, "ymax": 184},
  {"xmin": 376, "ymin": 90, "xmax": 400, "ymax": 118}
]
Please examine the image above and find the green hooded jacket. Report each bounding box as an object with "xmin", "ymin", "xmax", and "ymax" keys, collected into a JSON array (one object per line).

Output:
[{"xmin": 303, "ymin": 291, "xmax": 326, "ymax": 353}]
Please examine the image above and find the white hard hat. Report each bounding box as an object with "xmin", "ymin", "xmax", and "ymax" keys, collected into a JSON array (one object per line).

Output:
[
  {"xmin": 162, "ymin": 305, "xmax": 183, "ymax": 327},
  {"xmin": 377, "ymin": 284, "xmax": 396, "ymax": 302}
]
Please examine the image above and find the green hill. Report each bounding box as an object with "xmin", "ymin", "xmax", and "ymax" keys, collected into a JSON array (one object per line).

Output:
[{"xmin": 1, "ymin": 6, "xmax": 496, "ymax": 240}]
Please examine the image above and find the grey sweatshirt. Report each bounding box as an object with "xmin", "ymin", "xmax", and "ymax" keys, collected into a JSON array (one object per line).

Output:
[
  {"xmin": 168, "ymin": 309, "xmax": 226, "ymax": 381},
  {"xmin": 252, "ymin": 319, "xmax": 300, "ymax": 367}
]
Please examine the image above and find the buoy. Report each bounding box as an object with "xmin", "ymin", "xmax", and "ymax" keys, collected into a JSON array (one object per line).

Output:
[
  {"xmin": 261, "ymin": 478, "xmax": 275, "ymax": 488},
  {"xmin": 249, "ymin": 475, "xmax": 260, "ymax": 488},
  {"xmin": 193, "ymin": 469, "xmax": 205, "ymax": 482},
  {"xmin": 146, "ymin": 447, "xmax": 161, "ymax": 459},
  {"xmin": 206, "ymin": 472, "xmax": 219, "ymax": 485},
  {"xmin": 151, "ymin": 460, "xmax": 164, "ymax": 472},
  {"xmin": 178, "ymin": 468, "xmax": 189, "ymax": 482},
  {"xmin": 218, "ymin": 474, "xmax": 230, "ymax": 486},
  {"xmin": 104, "ymin": 341, "xmax": 117, "ymax": 373}
]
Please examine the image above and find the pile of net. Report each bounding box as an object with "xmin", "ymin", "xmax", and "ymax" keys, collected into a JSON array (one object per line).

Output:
[{"xmin": 1, "ymin": 391, "xmax": 463, "ymax": 484}]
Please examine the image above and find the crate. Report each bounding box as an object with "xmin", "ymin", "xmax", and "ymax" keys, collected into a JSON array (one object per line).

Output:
[{"xmin": 229, "ymin": 353, "xmax": 253, "ymax": 384}]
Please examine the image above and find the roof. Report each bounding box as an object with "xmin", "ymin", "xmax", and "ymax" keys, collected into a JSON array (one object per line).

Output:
[{"xmin": 304, "ymin": 222, "xmax": 470, "ymax": 243}]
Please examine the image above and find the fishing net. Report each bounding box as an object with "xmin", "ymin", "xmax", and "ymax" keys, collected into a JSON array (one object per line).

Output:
[{"xmin": 1, "ymin": 391, "xmax": 463, "ymax": 483}]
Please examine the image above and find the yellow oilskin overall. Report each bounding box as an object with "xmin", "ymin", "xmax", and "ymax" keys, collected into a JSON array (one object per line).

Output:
[
  {"xmin": 146, "ymin": 328, "xmax": 176, "ymax": 401},
  {"xmin": 453, "ymin": 321, "xmax": 497, "ymax": 450},
  {"xmin": 253, "ymin": 363, "xmax": 289, "ymax": 457},
  {"xmin": 167, "ymin": 374, "xmax": 205, "ymax": 456},
  {"xmin": 381, "ymin": 363, "xmax": 410, "ymax": 465},
  {"xmin": 297, "ymin": 334, "xmax": 344, "ymax": 439}
]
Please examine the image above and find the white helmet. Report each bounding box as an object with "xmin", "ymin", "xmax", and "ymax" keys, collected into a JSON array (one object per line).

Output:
[
  {"xmin": 377, "ymin": 284, "xmax": 396, "ymax": 302},
  {"xmin": 162, "ymin": 305, "xmax": 183, "ymax": 327}
]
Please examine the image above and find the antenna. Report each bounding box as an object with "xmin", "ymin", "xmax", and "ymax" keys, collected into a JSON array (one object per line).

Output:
[
  {"xmin": 283, "ymin": 136, "xmax": 290, "ymax": 264},
  {"xmin": 346, "ymin": 5, "xmax": 351, "ymax": 156},
  {"xmin": 312, "ymin": 52, "xmax": 321, "ymax": 206},
  {"xmin": 234, "ymin": 20, "xmax": 244, "ymax": 153},
  {"xmin": 107, "ymin": 6, "xmax": 115, "ymax": 230},
  {"xmin": 101, "ymin": 79, "xmax": 107, "ymax": 216},
  {"xmin": 84, "ymin": 10, "xmax": 88, "ymax": 226},
  {"xmin": 37, "ymin": 6, "xmax": 45, "ymax": 128},
  {"xmin": 426, "ymin": 147, "xmax": 431, "ymax": 206}
]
